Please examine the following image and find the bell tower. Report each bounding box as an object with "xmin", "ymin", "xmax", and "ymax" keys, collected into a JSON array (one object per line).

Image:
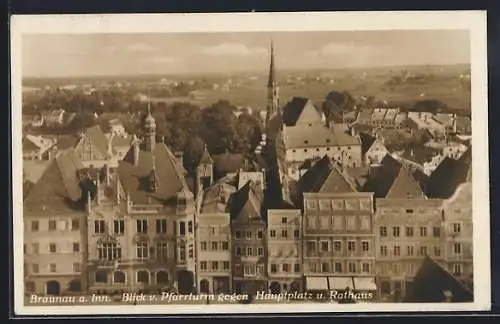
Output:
[
  {"xmin": 196, "ymin": 144, "xmax": 214, "ymax": 194},
  {"xmin": 265, "ymin": 40, "xmax": 280, "ymax": 141}
]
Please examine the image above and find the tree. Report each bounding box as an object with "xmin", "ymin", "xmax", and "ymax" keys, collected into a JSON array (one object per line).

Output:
[{"xmin": 322, "ymin": 91, "xmax": 356, "ymax": 122}]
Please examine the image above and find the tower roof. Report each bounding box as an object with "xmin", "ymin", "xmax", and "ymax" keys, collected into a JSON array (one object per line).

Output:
[
  {"xmin": 198, "ymin": 144, "xmax": 213, "ymax": 165},
  {"xmin": 268, "ymin": 40, "xmax": 276, "ymax": 87}
]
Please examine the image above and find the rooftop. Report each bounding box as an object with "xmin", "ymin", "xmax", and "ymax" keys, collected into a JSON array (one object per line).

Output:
[{"xmin": 283, "ymin": 124, "xmax": 361, "ymax": 149}]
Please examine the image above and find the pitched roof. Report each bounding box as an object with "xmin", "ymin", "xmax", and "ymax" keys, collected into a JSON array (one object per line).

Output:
[
  {"xmin": 283, "ymin": 124, "xmax": 361, "ymax": 149},
  {"xmin": 84, "ymin": 125, "xmax": 110, "ymax": 156},
  {"xmin": 23, "ymin": 137, "xmax": 40, "ymax": 151},
  {"xmin": 24, "ymin": 149, "xmax": 86, "ymax": 215},
  {"xmin": 229, "ymin": 180, "xmax": 264, "ymax": 223},
  {"xmin": 297, "ymin": 155, "xmax": 334, "ymax": 196},
  {"xmin": 111, "ymin": 134, "xmax": 132, "ymax": 148},
  {"xmin": 386, "ymin": 165, "xmax": 426, "ymax": 198},
  {"xmin": 359, "ymin": 132, "xmax": 376, "ymax": 155},
  {"xmin": 357, "ymin": 109, "xmax": 374, "ymax": 122},
  {"xmin": 425, "ymin": 147, "xmax": 471, "ymax": 199},
  {"xmin": 55, "ymin": 134, "xmax": 80, "ymax": 151},
  {"xmin": 198, "ymin": 146, "xmax": 214, "ymax": 165},
  {"xmin": 281, "ymin": 97, "xmax": 323, "ymax": 127},
  {"xmin": 404, "ymin": 257, "xmax": 473, "ymax": 302},
  {"xmin": 200, "ymin": 181, "xmax": 237, "ymax": 214},
  {"xmin": 119, "ymin": 142, "xmax": 192, "ymax": 204},
  {"xmin": 318, "ymin": 164, "xmax": 358, "ymax": 193},
  {"xmin": 362, "ymin": 154, "xmax": 402, "ymax": 198}
]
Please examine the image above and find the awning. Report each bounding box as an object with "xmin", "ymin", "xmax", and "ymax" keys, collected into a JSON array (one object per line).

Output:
[
  {"xmin": 328, "ymin": 277, "xmax": 354, "ymax": 290},
  {"xmin": 353, "ymin": 277, "xmax": 377, "ymax": 291},
  {"xmin": 306, "ymin": 276, "xmax": 329, "ymax": 291}
]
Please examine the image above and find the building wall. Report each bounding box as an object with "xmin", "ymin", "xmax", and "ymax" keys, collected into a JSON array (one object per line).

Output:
[
  {"xmin": 196, "ymin": 213, "xmax": 231, "ymax": 293},
  {"xmin": 302, "ymin": 192, "xmax": 376, "ymax": 290},
  {"xmin": 24, "ymin": 212, "xmax": 86, "ymax": 295},
  {"xmin": 443, "ymin": 182, "xmax": 473, "ymax": 291},
  {"xmin": 374, "ymin": 198, "xmax": 444, "ymax": 302},
  {"xmin": 267, "ymin": 209, "xmax": 303, "ymax": 292},
  {"xmin": 285, "ymin": 144, "xmax": 362, "ymax": 168},
  {"xmin": 365, "ymin": 140, "xmax": 388, "ymax": 166},
  {"xmin": 231, "ymin": 221, "xmax": 267, "ymax": 294}
]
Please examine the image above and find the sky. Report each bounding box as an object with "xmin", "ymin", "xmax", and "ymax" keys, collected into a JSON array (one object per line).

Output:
[{"xmin": 22, "ymin": 30, "xmax": 470, "ymax": 78}]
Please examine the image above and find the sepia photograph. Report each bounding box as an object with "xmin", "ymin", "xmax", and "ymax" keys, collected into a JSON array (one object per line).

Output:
[{"xmin": 11, "ymin": 11, "xmax": 490, "ymax": 315}]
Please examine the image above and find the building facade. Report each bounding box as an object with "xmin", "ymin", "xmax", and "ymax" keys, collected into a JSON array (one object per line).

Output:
[{"xmin": 267, "ymin": 209, "xmax": 303, "ymax": 293}]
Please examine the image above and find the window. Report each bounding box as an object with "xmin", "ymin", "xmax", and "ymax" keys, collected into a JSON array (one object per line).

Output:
[
  {"xmin": 347, "ymin": 241, "xmax": 356, "ymax": 252},
  {"xmin": 433, "ymin": 227, "xmax": 441, "ymax": 238},
  {"xmin": 321, "ymin": 262, "xmax": 329, "ymax": 273},
  {"xmin": 188, "ymin": 221, "xmax": 193, "ymax": 233},
  {"xmin": 156, "ymin": 242, "xmax": 168, "ymax": 259},
  {"xmin": 244, "ymin": 265, "xmax": 256, "ymax": 276},
  {"xmin": 270, "ymin": 230, "xmax": 276, "ymax": 238},
  {"xmin": 211, "ymin": 242, "xmax": 218, "ymax": 251},
  {"xmin": 137, "ymin": 271, "xmax": 149, "ymax": 284},
  {"xmin": 360, "ymin": 216, "xmax": 370, "ymax": 230},
  {"xmin": 380, "ymin": 226, "xmax": 387, "ymax": 237},
  {"xmin": 179, "ymin": 222, "xmax": 186, "ymax": 236},
  {"xmin": 73, "ymin": 243, "xmax": 80, "ymax": 252},
  {"xmin": 380, "ymin": 245, "xmax": 388, "ymax": 256},
  {"xmin": 173, "ymin": 221, "xmax": 177, "ymax": 235},
  {"xmin": 419, "ymin": 246, "xmax": 428, "ymax": 256},
  {"xmin": 334, "ymin": 262, "xmax": 342, "ymax": 273},
  {"xmin": 453, "ymin": 263, "xmax": 462, "ymax": 276},
  {"xmin": 393, "ymin": 245, "xmax": 401, "ymax": 256},
  {"xmin": 73, "ymin": 263, "xmax": 81, "ymax": 272},
  {"xmin": 294, "ymin": 263, "xmax": 301, "ymax": 273},
  {"xmin": 235, "ymin": 264, "xmax": 242, "ymax": 274},
  {"xmin": 406, "ymin": 209, "xmax": 414, "ymax": 213},
  {"xmin": 114, "ymin": 271, "xmax": 126, "ymax": 283},
  {"xmin": 235, "ymin": 230, "xmax": 241, "ymax": 239},
  {"xmin": 94, "ymin": 220, "xmax": 105, "ymax": 234},
  {"xmin": 235, "ymin": 246, "xmax": 241, "ymax": 256},
  {"xmin": 48, "ymin": 220, "xmax": 57, "ymax": 231},
  {"xmin": 434, "ymin": 246, "xmax": 441, "ymax": 257},
  {"xmin": 136, "ymin": 219, "xmax": 148, "ymax": 234},
  {"xmin": 114, "ymin": 220, "xmax": 125, "ymax": 235},
  {"xmin": 320, "ymin": 241, "xmax": 329, "ymax": 252},
  {"xmin": 246, "ymin": 231, "xmax": 252, "ymax": 239},
  {"xmin": 221, "ymin": 241, "xmax": 229, "ymax": 250},
  {"xmin": 362, "ymin": 241, "xmax": 370, "ymax": 252},
  {"xmin": 294, "ymin": 229, "xmax": 300, "ymax": 239},
  {"xmin": 49, "ymin": 243, "xmax": 56, "ymax": 253},
  {"xmin": 348, "ymin": 262, "xmax": 356, "ymax": 273},
  {"xmin": 320, "ymin": 215, "xmax": 330, "ymax": 228},
  {"xmin": 453, "ymin": 223, "xmax": 462, "ymax": 234},
  {"xmin": 281, "ymin": 229, "xmax": 288, "ymax": 238},
  {"xmin": 405, "ymin": 227, "xmax": 414, "ymax": 237},
  {"xmin": 156, "ymin": 219, "xmax": 167, "ymax": 234},
  {"xmin": 346, "ymin": 216, "xmax": 356, "ymax": 231},
  {"xmin": 32, "ymin": 264, "xmax": 39, "ymax": 274},
  {"xmin": 393, "ymin": 226, "xmax": 400, "ymax": 237},
  {"xmin": 31, "ymin": 221, "xmax": 39, "ymax": 232},
  {"xmin": 72, "ymin": 218, "xmax": 80, "ymax": 231},
  {"xmin": 333, "ymin": 241, "xmax": 342, "ymax": 252},
  {"xmin": 258, "ymin": 230, "xmax": 263, "ymax": 239},
  {"xmin": 200, "ymin": 261, "xmax": 208, "ymax": 271},
  {"xmin": 223, "ymin": 261, "xmax": 230, "ymax": 270},
  {"xmin": 258, "ymin": 247, "xmax": 264, "ymax": 256},
  {"xmin": 308, "ymin": 263, "xmax": 317, "ymax": 273},
  {"xmin": 281, "ymin": 217, "xmax": 288, "ymax": 224},
  {"xmin": 247, "ymin": 247, "xmax": 253, "ymax": 256},
  {"xmin": 453, "ymin": 243, "xmax": 462, "ymax": 255},
  {"xmin": 419, "ymin": 227, "xmax": 427, "ymax": 237},
  {"xmin": 97, "ymin": 243, "xmax": 122, "ymax": 261},
  {"xmin": 362, "ymin": 262, "xmax": 370, "ymax": 273},
  {"xmin": 306, "ymin": 241, "xmax": 317, "ymax": 255},
  {"xmin": 49, "ymin": 263, "xmax": 57, "ymax": 273},
  {"xmin": 211, "ymin": 261, "xmax": 219, "ymax": 271},
  {"xmin": 407, "ymin": 245, "xmax": 414, "ymax": 256},
  {"xmin": 283, "ymin": 264, "xmax": 290, "ymax": 272},
  {"xmin": 136, "ymin": 243, "xmax": 149, "ymax": 259},
  {"xmin": 270, "ymin": 264, "xmax": 277, "ymax": 273},
  {"xmin": 307, "ymin": 216, "xmax": 317, "ymax": 229}
]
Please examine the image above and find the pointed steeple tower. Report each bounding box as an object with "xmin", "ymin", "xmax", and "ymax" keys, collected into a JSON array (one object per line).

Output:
[
  {"xmin": 149, "ymin": 154, "xmax": 160, "ymax": 192},
  {"xmin": 265, "ymin": 40, "xmax": 280, "ymax": 141},
  {"xmin": 196, "ymin": 144, "xmax": 213, "ymax": 194},
  {"xmin": 143, "ymin": 87, "xmax": 156, "ymax": 151}
]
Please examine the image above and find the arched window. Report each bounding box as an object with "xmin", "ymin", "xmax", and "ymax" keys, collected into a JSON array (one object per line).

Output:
[
  {"xmin": 137, "ymin": 270, "xmax": 149, "ymax": 284},
  {"xmin": 68, "ymin": 279, "xmax": 82, "ymax": 292},
  {"xmin": 95, "ymin": 270, "xmax": 108, "ymax": 284},
  {"xmin": 113, "ymin": 271, "xmax": 126, "ymax": 284},
  {"xmin": 156, "ymin": 271, "xmax": 169, "ymax": 284}
]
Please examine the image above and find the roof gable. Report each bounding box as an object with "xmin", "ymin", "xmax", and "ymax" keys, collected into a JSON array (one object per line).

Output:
[
  {"xmin": 295, "ymin": 99, "xmax": 323, "ymax": 126},
  {"xmin": 282, "ymin": 97, "xmax": 323, "ymax": 127},
  {"xmin": 229, "ymin": 180, "xmax": 264, "ymax": 223},
  {"xmin": 199, "ymin": 147, "xmax": 214, "ymax": 165},
  {"xmin": 318, "ymin": 164, "xmax": 357, "ymax": 193},
  {"xmin": 386, "ymin": 165, "xmax": 426, "ymax": 199}
]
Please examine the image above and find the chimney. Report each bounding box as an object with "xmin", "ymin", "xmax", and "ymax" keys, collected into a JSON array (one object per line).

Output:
[{"xmin": 174, "ymin": 151, "xmax": 184, "ymax": 167}]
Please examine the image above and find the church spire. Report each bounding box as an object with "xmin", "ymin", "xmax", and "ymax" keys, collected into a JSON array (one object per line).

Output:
[
  {"xmin": 265, "ymin": 40, "xmax": 280, "ymax": 142},
  {"xmin": 143, "ymin": 84, "xmax": 156, "ymax": 151}
]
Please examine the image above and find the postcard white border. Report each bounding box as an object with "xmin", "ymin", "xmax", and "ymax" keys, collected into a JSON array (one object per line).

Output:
[{"xmin": 11, "ymin": 11, "xmax": 490, "ymax": 315}]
